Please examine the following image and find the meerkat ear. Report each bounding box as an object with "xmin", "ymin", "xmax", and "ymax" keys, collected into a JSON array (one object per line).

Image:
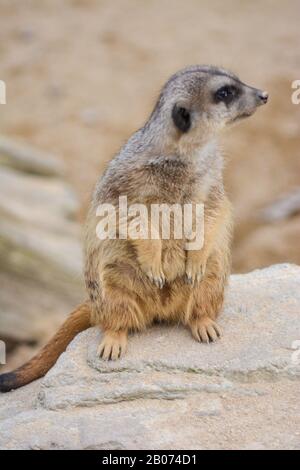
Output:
[{"xmin": 172, "ymin": 104, "xmax": 191, "ymax": 133}]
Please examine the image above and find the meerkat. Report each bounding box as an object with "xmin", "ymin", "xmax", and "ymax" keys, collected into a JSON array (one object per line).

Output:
[{"xmin": 0, "ymin": 65, "xmax": 268, "ymax": 392}]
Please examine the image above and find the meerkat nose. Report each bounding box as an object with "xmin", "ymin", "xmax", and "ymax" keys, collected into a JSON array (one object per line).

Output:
[{"xmin": 258, "ymin": 90, "xmax": 269, "ymax": 104}]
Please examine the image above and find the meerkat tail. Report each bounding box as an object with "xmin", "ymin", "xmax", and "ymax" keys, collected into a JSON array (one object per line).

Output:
[{"xmin": 0, "ymin": 302, "xmax": 91, "ymax": 393}]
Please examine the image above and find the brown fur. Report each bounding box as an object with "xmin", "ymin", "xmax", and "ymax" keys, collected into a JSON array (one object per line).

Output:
[{"xmin": 85, "ymin": 177, "xmax": 232, "ymax": 357}]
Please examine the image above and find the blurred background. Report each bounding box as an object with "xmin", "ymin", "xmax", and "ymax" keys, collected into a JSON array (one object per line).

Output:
[{"xmin": 0, "ymin": 0, "xmax": 300, "ymax": 370}]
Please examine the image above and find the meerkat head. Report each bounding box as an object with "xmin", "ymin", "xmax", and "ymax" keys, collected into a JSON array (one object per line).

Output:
[{"xmin": 151, "ymin": 65, "xmax": 268, "ymax": 152}]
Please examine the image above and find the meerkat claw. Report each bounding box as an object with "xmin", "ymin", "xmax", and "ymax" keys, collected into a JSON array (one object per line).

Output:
[
  {"xmin": 185, "ymin": 273, "xmax": 194, "ymax": 285},
  {"xmin": 146, "ymin": 270, "xmax": 165, "ymax": 288},
  {"xmin": 189, "ymin": 317, "xmax": 222, "ymax": 344},
  {"xmin": 185, "ymin": 272, "xmax": 200, "ymax": 286},
  {"xmin": 154, "ymin": 276, "xmax": 165, "ymax": 289},
  {"xmin": 97, "ymin": 330, "xmax": 127, "ymax": 361},
  {"xmin": 185, "ymin": 263, "xmax": 206, "ymax": 286}
]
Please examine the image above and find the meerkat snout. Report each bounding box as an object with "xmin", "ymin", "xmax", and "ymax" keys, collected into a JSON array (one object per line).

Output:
[{"xmin": 256, "ymin": 90, "xmax": 269, "ymax": 104}]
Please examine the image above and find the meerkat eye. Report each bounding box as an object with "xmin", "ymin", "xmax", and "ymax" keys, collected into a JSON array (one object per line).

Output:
[
  {"xmin": 214, "ymin": 85, "xmax": 238, "ymax": 105},
  {"xmin": 172, "ymin": 104, "xmax": 191, "ymax": 133}
]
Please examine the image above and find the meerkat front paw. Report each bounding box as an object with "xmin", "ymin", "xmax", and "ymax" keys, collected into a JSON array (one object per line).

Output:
[
  {"xmin": 140, "ymin": 262, "xmax": 165, "ymax": 288},
  {"xmin": 185, "ymin": 257, "xmax": 207, "ymax": 286},
  {"xmin": 146, "ymin": 266, "xmax": 166, "ymax": 288},
  {"xmin": 189, "ymin": 316, "xmax": 221, "ymax": 344},
  {"xmin": 97, "ymin": 330, "xmax": 128, "ymax": 361}
]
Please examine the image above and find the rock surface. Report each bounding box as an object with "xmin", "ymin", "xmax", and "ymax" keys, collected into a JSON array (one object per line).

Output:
[
  {"xmin": 0, "ymin": 264, "xmax": 300, "ymax": 450},
  {"xmin": 259, "ymin": 188, "xmax": 300, "ymax": 222},
  {"xmin": 0, "ymin": 137, "xmax": 84, "ymax": 348},
  {"xmin": 0, "ymin": 135, "xmax": 65, "ymax": 177}
]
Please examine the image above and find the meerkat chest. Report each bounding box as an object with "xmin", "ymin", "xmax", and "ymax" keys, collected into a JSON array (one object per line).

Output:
[{"xmin": 139, "ymin": 157, "xmax": 197, "ymax": 204}]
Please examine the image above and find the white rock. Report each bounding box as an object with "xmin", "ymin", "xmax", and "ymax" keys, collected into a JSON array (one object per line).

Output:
[
  {"xmin": 260, "ymin": 188, "xmax": 300, "ymax": 222},
  {"xmin": 0, "ymin": 141, "xmax": 84, "ymax": 343},
  {"xmin": 0, "ymin": 135, "xmax": 65, "ymax": 176},
  {"xmin": 0, "ymin": 264, "xmax": 299, "ymax": 449}
]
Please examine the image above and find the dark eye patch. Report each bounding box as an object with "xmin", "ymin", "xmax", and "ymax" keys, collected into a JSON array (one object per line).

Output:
[
  {"xmin": 172, "ymin": 104, "xmax": 191, "ymax": 133},
  {"xmin": 214, "ymin": 85, "xmax": 239, "ymax": 105}
]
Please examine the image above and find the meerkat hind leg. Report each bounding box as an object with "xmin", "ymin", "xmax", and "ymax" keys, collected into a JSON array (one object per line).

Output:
[
  {"xmin": 97, "ymin": 329, "xmax": 128, "ymax": 361},
  {"xmin": 187, "ymin": 253, "xmax": 228, "ymax": 344}
]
